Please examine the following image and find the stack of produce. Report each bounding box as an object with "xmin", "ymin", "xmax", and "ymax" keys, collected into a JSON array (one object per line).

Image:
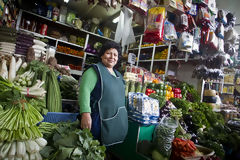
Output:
[
  {"xmin": 57, "ymin": 45, "xmax": 84, "ymax": 57},
  {"xmin": 32, "ymin": 39, "xmax": 47, "ymax": 60},
  {"xmin": 0, "ymin": 76, "xmax": 47, "ymax": 159},
  {"xmin": 16, "ymin": 32, "xmax": 33, "ymax": 55},
  {"xmin": 76, "ymin": 37, "xmax": 85, "ymax": 46},
  {"xmin": 0, "ymin": 42, "xmax": 16, "ymax": 55},
  {"xmin": 0, "ymin": 27, "xmax": 16, "ymax": 43},
  {"xmin": 59, "ymin": 75, "xmax": 78, "ymax": 100},
  {"xmin": 154, "ymin": 49, "xmax": 168, "ymax": 60}
]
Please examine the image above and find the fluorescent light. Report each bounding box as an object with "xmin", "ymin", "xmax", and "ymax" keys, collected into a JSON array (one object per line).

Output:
[
  {"xmin": 112, "ymin": 16, "xmax": 119, "ymax": 23},
  {"xmin": 64, "ymin": 0, "xmax": 69, "ymax": 3}
]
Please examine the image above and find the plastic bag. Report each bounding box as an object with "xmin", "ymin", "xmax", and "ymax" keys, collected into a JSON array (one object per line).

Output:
[
  {"xmin": 215, "ymin": 23, "xmax": 224, "ymax": 39},
  {"xmin": 143, "ymin": 7, "xmax": 166, "ymax": 44},
  {"xmin": 177, "ymin": 32, "xmax": 193, "ymax": 53},
  {"xmin": 164, "ymin": 20, "xmax": 177, "ymax": 41},
  {"xmin": 218, "ymin": 38, "xmax": 224, "ymax": 53},
  {"xmin": 216, "ymin": 9, "xmax": 227, "ymax": 25},
  {"xmin": 188, "ymin": 4, "xmax": 197, "ymax": 16},
  {"xmin": 128, "ymin": 0, "xmax": 148, "ymax": 15},
  {"xmin": 153, "ymin": 117, "xmax": 178, "ymax": 157},
  {"xmin": 192, "ymin": 27, "xmax": 201, "ymax": 53}
]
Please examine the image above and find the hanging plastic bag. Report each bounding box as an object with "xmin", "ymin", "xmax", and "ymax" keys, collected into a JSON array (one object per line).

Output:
[
  {"xmin": 188, "ymin": 4, "xmax": 197, "ymax": 16},
  {"xmin": 128, "ymin": 0, "xmax": 148, "ymax": 15},
  {"xmin": 164, "ymin": 20, "xmax": 177, "ymax": 41},
  {"xmin": 196, "ymin": 6, "xmax": 210, "ymax": 26},
  {"xmin": 143, "ymin": 7, "xmax": 166, "ymax": 44},
  {"xmin": 153, "ymin": 116, "xmax": 178, "ymax": 157},
  {"xmin": 216, "ymin": 9, "xmax": 227, "ymax": 25},
  {"xmin": 183, "ymin": 0, "xmax": 192, "ymax": 11},
  {"xmin": 206, "ymin": 30, "xmax": 218, "ymax": 50},
  {"xmin": 192, "ymin": 27, "xmax": 201, "ymax": 53},
  {"xmin": 177, "ymin": 32, "xmax": 193, "ymax": 53},
  {"xmin": 215, "ymin": 23, "xmax": 224, "ymax": 39},
  {"xmin": 218, "ymin": 38, "xmax": 224, "ymax": 53}
]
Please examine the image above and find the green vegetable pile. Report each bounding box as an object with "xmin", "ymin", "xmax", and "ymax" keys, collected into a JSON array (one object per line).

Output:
[
  {"xmin": 0, "ymin": 77, "xmax": 43, "ymax": 141},
  {"xmin": 18, "ymin": 60, "xmax": 62, "ymax": 113},
  {"xmin": 39, "ymin": 121, "xmax": 106, "ymax": 160},
  {"xmin": 169, "ymin": 96, "xmax": 240, "ymax": 159},
  {"xmin": 59, "ymin": 75, "xmax": 78, "ymax": 100}
]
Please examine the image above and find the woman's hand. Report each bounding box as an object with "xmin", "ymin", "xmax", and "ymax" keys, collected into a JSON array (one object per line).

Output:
[{"xmin": 80, "ymin": 113, "xmax": 92, "ymax": 130}]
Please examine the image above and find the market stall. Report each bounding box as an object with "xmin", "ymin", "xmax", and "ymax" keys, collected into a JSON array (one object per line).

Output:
[{"xmin": 0, "ymin": 0, "xmax": 240, "ymax": 160}]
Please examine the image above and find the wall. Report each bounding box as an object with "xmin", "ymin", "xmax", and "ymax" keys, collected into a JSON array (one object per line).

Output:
[{"xmin": 168, "ymin": 62, "xmax": 200, "ymax": 89}]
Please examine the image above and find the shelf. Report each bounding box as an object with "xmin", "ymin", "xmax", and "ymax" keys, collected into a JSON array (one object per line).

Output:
[
  {"xmin": 223, "ymin": 82, "xmax": 235, "ymax": 85},
  {"xmin": 56, "ymin": 51, "xmax": 84, "ymax": 59},
  {"xmin": 22, "ymin": 10, "xmax": 113, "ymax": 41},
  {"xmin": 19, "ymin": 28, "xmax": 56, "ymax": 40},
  {"xmin": 138, "ymin": 60, "xmax": 152, "ymax": 62},
  {"xmin": 62, "ymin": 99, "xmax": 78, "ymax": 102},
  {"xmin": 70, "ymin": 69, "xmax": 82, "ymax": 76},
  {"xmin": 205, "ymin": 81, "xmax": 222, "ymax": 84},
  {"xmin": 57, "ymin": 39, "xmax": 84, "ymax": 48},
  {"xmin": 85, "ymin": 52, "xmax": 98, "ymax": 57},
  {"xmin": 222, "ymin": 92, "xmax": 234, "ymax": 95}
]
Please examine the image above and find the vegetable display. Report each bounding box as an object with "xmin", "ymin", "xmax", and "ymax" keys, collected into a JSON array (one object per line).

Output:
[{"xmin": 59, "ymin": 75, "xmax": 78, "ymax": 100}]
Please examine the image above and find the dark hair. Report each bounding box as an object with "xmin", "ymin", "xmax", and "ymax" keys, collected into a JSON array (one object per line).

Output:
[{"xmin": 98, "ymin": 41, "xmax": 122, "ymax": 62}]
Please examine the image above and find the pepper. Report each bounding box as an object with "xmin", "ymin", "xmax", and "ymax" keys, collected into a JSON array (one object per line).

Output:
[{"xmin": 145, "ymin": 88, "xmax": 156, "ymax": 96}]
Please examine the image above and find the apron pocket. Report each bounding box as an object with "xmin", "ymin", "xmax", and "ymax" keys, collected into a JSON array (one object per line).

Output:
[{"xmin": 101, "ymin": 106, "xmax": 128, "ymax": 146}]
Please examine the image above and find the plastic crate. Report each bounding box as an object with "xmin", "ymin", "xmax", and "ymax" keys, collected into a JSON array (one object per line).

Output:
[{"xmin": 42, "ymin": 112, "xmax": 79, "ymax": 123}]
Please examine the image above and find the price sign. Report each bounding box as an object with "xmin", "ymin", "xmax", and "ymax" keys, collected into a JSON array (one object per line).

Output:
[{"xmin": 128, "ymin": 53, "xmax": 136, "ymax": 65}]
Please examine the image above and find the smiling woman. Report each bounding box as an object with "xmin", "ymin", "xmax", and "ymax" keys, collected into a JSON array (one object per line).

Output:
[{"xmin": 78, "ymin": 41, "xmax": 128, "ymax": 146}]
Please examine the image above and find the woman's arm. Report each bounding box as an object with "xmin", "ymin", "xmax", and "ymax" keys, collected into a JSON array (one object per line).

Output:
[{"xmin": 78, "ymin": 67, "xmax": 98, "ymax": 129}]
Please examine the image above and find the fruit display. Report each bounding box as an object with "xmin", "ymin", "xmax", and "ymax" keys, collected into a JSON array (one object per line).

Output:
[
  {"xmin": 154, "ymin": 49, "xmax": 168, "ymax": 60},
  {"xmin": 155, "ymin": 69, "xmax": 165, "ymax": 75},
  {"xmin": 57, "ymin": 45, "xmax": 84, "ymax": 57},
  {"xmin": 141, "ymin": 41, "xmax": 164, "ymax": 48},
  {"xmin": 69, "ymin": 64, "xmax": 82, "ymax": 71}
]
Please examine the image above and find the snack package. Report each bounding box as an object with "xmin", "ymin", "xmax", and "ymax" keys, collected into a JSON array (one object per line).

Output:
[
  {"xmin": 177, "ymin": 32, "xmax": 193, "ymax": 53},
  {"xmin": 164, "ymin": 20, "xmax": 177, "ymax": 41},
  {"xmin": 206, "ymin": 30, "xmax": 218, "ymax": 50},
  {"xmin": 143, "ymin": 7, "xmax": 166, "ymax": 44},
  {"xmin": 208, "ymin": 0, "xmax": 216, "ymax": 14}
]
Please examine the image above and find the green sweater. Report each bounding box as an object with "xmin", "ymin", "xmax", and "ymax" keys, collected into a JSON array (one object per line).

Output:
[{"xmin": 78, "ymin": 67, "xmax": 116, "ymax": 114}]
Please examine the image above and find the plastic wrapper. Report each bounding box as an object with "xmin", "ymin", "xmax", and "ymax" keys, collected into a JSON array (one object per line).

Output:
[
  {"xmin": 153, "ymin": 117, "xmax": 178, "ymax": 157},
  {"xmin": 143, "ymin": 7, "xmax": 166, "ymax": 44},
  {"xmin": 215, "ymin": 23, "xmax": 224, "ymax": 39},
  {"xmin": 208, "ymin": 0, "xmax": 216, "ymax": 14},
  {"xmin": 218, "ymin": 38, "xmax": 224, "ymax": 52},
  {"xmin": 128, "ymin": 0, "xmax": 148, "ymax": 15},
  {"xmin": 196, "ymin": 7, "xmax": 210, "ymax": 25},
  {"xmin": 183, "ymin": 0, "xmax": 192, "ymax": 11},
  {"xmin": 226, "ymin": 12, "xmax": 236, "ymax": 27},
  {"xmin": 216, "ymin": 9, "xmax": 227, "ymax": 25},
  {"xmin": 188, "ymin": 4, "xmax": 197, "ymax": 16},
  {"xmin": 224, "ymin": 28, "xmax": 239, "ymax": 43},
  {"xmin": 128, "ymin": 92, "xmax": 160, "ymax": 124},
  {"xmin": 192, "ymin": 27, "xmax": 201, "ymax": 53},
  {"xmin": 177, "ymin": 32, "xmax": 193, "ymax": 53},
  {"xmin": 206, "ymin": 30, "xmax": 218, "ymax": 50},
  {"xmin": 164, "ymin": 20, "xmax": 177, "ymax": 41}
]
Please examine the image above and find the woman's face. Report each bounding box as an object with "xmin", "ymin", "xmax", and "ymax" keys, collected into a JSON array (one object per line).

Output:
[{"xmin": 101, "ymin": 48, "xmax": 118, "ymax": 68}]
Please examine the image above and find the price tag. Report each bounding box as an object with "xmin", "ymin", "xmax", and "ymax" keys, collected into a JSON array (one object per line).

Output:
[{"xmin": 128, "ymin": 53, "xmax": 136, "ymax": 65}]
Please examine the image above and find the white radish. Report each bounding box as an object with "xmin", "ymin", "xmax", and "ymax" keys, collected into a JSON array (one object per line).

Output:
[
  {"xmin": 0, "ymin": 59, "xmax": 8, "ymax": 79},
  {"xmin": 16, "ymin": 141, "xmax": 26, "ymax": 157},
  {"xmin": 22, "ymin": 152, "xmax": 29, "ymax": 160},
  {"xmin": 35, "ymin": 152, "xmax": 42, "ymax": 160},
  {"xmin": 15, "ymin": 58, "xmax": 22, "ymax": 72},
  {"xmin": 8, "ymin": 141, "xmax": 16, "ymax": 157},
  {"xmin": 8, "ymin": 56, "xmax": 16, "ymax": 81},
  {"xmin": 21, "ymin": 62, "xmax": 27, "ymax": 69},
  {"xmin": 35, "ymin": 138, "xmax": 47, "ymax": 148}
]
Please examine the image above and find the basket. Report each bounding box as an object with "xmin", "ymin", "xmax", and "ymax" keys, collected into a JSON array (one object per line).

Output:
[
  {"xmin": 182, "ymin": 145, "xmax": 215, "ymax": 160},
  {"xmin": 42, "ymin": 112, "xmax": 79, "ymax": 123}
]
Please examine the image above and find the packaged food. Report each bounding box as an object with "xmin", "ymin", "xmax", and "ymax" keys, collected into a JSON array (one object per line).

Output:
[
  {"xmin": 143, "ymin": 7, "xmax": 166, "ymax": 44},
  {"xmin": 164, "ymin": 20, "xmax": 177, "ymax": 41}
]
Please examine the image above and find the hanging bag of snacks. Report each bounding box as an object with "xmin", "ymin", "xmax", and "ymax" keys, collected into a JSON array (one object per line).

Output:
[{"xmin": 143, "ymin": 7, "xmax": 166, "ymax": 44}]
